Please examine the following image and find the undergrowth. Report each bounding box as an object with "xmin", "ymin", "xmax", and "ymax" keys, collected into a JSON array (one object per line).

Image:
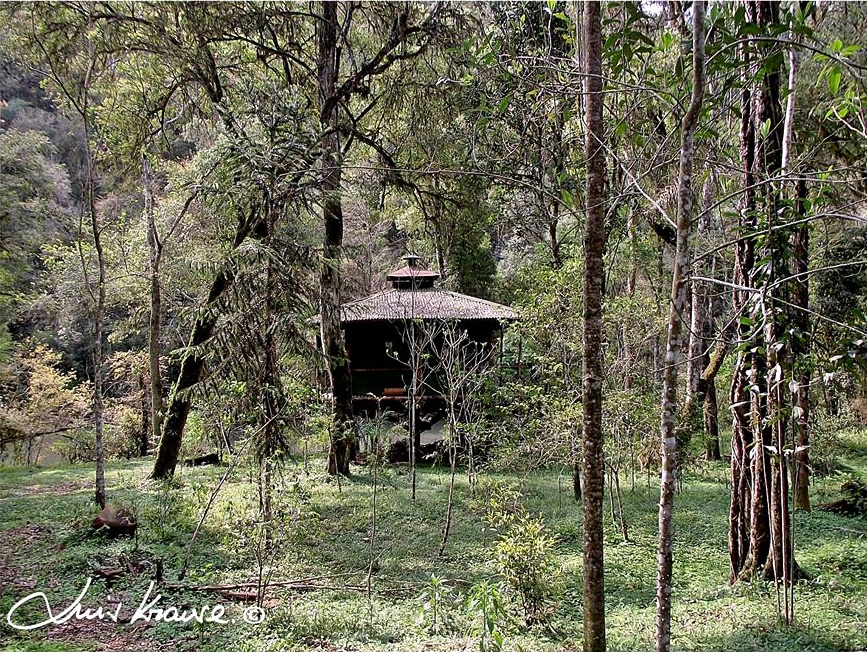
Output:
[{"xmin": 0, "ymin": 429, "xmax": 865, "ymax": 652}]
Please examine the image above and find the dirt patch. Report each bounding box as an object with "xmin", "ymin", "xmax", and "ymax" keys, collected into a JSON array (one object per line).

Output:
[
  {"xmin": 37, "ymin": 618, "xmax": 155, "ymax": 652},
  {"xmin": 21, "ymin": 478, "xmax": 92, "ymax": 496},
  {"xmin": 1, "ymin": 524, "xmax": 157, "ymax": 652},
  {"xmin": 0, "ymin": 522, "xmax": 51, "ymax": 541},
  {"xmin": 0, "ymin": 523, "xmax": 51, "ymax": 591}
]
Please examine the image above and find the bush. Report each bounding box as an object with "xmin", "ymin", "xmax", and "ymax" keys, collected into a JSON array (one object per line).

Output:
[
  {"xmin": 494, "ymin": 512, "xmax": 561, "ymax": 625},
  {"xmin": 52, "ymin": 427, "xmax": 96, "ymax": 464},
  {"xmin": 481, "ymin": 482, "xmax": 561, "ymax": 626},
  {"xmin": 51, "ymin": 408, "xmax": 142, "ymax": 464},
  {"xmin": 105, "ymin": 406, "xmax": 143, "ymax": 459}
]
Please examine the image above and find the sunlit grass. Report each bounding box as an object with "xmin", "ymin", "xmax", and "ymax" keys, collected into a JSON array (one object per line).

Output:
[{"xmin": 1, "ymin": 430, "xmax": 866, "ymax": 652}]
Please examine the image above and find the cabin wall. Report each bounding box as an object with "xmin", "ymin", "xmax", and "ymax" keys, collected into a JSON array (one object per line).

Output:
[
  {"xmin": 344, "ymin": 321, "xmax": 411, "ymax": 396},
  {"xmin": 344, "ymin": 319, "xmax": 501, "ymax": 400}
]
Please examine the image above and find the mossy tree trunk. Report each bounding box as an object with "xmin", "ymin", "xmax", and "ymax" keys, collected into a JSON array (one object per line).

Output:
[{"xmin": 581, "ymin": 2, "xmax": 607, "ymax": 650}]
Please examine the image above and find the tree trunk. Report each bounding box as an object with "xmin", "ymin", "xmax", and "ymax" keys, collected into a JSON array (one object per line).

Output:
[
  {"xmin": 700, "ymin": 338, "xmax": 730, "ymax": 461},
  {"xmin": 317, "ymin": 0, "xmax": 354, "ymax": 476},
  {"xmin": 655, "ymin": 4, "xmax": 706, "ymax": 651},
  {"xmin": 87, "ymin": 148, "xmax": 106, "ymax": 509},
  {"xmin": 685, "ymin": 278, "xmax": 705, "ymax": 410},
  {"xmin": 151, "ymin": 263, "xmax": 237, "ymax": 479},
  {"xmin": 686, "ymin": 173, "xmax": 718, "ymax": 454},
  {"xmin": 151, "ymin": 201, "xmax": 264, "ymax": 478},
  {"xmin": 75, "ymin": 59, "xmax": 106, "ymax": 508},
  {"xmin": 139, "ymin": 372, "xmax": 149, "ymax": 457},
  {"xmin": 581, "ymin": 2, "xmax": 606, "ymax": 650},
  {"xmin": 143, "ymin": 157, "xmax": 164, "ymax": 456},
  {"xmin": 728, "ymin": 17, "xmax": 757, "ymax": 581},
  {"xmin": 789, "ymin": 70, "xmax": 811, "ymax": 511},
  {"xmin": 623, "ymin": 210, "xmax": 638, "ymax": 391},
  {"xmin": 792, "ymin": 201, "xmax": 811, "ymax": 511},
  {"xmin": 730, "ymin": 0, "xmax": 799, "ymax": 592},
  {"xmin": 260, "ymin": 206, "xmax": 280, "ymax": 537},
  {"xmin": 703, "ymin": 374, "xmax": 721, "ymax": 460}
]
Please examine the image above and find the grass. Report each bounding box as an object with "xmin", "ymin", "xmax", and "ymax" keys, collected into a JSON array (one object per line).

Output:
[{"xmin": 1, "ymin": 431, "xmax": 866, "ymax": 652}]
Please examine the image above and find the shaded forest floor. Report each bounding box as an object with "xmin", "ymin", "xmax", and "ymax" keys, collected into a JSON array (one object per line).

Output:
[{"xmin": 1, "ymin": 429, "xmax": 866, "ymax": 652}]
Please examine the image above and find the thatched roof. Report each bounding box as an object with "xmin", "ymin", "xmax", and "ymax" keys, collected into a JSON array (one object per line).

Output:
[{"xmin": 340, "ymin": 288, "xmax": 518, "ymax": 323}]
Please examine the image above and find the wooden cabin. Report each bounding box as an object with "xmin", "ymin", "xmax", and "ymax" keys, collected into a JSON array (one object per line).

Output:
[{"xmin": 340, "ymin": 256, "xmax": 517, "ymax": 414}]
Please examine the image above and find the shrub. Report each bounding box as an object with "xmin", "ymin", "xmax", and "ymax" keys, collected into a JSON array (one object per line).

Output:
[
  {"xmin": 52, "ymin": 427, "xmax": 96, "ymax": 464},
  {"xmin": 494, "ymin": 512, "xmax": 561, "ymax": 625},
  {"xmin": 416, "ymin": 574, "xmax": 458, "ymax": 635},
  {"xmin": 481, "ymin": 482, "xmax": 562, "ymax": 626},
  {"xmin": 466, "ymin": 580, "xmax": 507, "ymax": 652}
]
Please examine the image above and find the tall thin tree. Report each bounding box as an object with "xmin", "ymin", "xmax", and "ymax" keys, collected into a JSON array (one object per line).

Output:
[
  {"xmin": 316, "ymin": 0, "xmax": 355, "ymax": 476},
  {"xmin": 142, "ymin": 156, "xmax": 164, "ymax": 457},
  {"xmin": 581, "ymin": 1, "xmax": 607, "ymax": 650},
  {"xmin": 24, "ymin": 6, "xmax": 109, "ymax": 507},
  {"xmin": 655, "ymin": 2, "xmax": 706, "ymax": 651}
]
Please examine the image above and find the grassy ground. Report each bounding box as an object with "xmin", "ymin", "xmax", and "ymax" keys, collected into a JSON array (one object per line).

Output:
[{"xmin": 1, "ymin": 431, "xmax": 866, "ymax": 652}]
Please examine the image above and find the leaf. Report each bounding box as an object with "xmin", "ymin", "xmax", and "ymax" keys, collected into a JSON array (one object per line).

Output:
[
  {"xmin": 659, "ymin": 32, "xmax": 674, "ymax": 51},
  {"xmin": 828, "ymin": 66, "xmax": 842, "ymax": 95},
  {"xmin": 497, "ymin": 95, "xmax": 511, "ymax": 114},
  {"xmin": 769, "ymin": 363, "xmax": 783, "ymax": 382}
]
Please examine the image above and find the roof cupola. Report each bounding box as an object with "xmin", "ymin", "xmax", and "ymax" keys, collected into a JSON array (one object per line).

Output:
[{"xmin": 386, "ymin": 254, "xmax": 439, "ymax": 290}]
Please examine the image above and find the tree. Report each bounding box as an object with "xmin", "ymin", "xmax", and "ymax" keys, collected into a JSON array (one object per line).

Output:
[
  {"xmin": 141, "ymin": 157, "xmax": 164, "ymax": 456},
  {"xmin": 655, "ymin": 3, "xmax": 706, "ymax": 651},
  {"xmin": 728, "ymin": 4, "xmax": 801, "ymax": 609},
  {"xmin": 581, "ymin": 1, "xmax": 606, "ymax": 650},
  {"xmin": 0, "ymin": 128, "xmax": 73, "ymax": 345},
  {"xmin": 0, "ymin": 342, "xmax": 89, "ymax": 464},
  {"xmin": 316, "ymin": 0, "xmax": 354, "ymax": 476},
  {"xmin": 10, "ymin": 4, "xmax": 113, "ymax": 506}
]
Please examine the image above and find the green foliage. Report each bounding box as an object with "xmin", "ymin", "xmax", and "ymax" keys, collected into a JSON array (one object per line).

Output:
[
  {"xmin": 416, "ymin": 574, "xmax": 458, "ymax": 635},
  {"xmin": 179, "ymin": 410, "xmax": 212, "ymax": 460},
  {"xmin": 143, "ymin": 479, "xmax": 197, "ymax": 544},
  {"xmin": 0, "ymin": 341, "xmax": 90, "ymax": 464},
  {"xmin": 485, "ymin": 380, "xmax": 577, "ymax": 473},
  {"xmin": 481, "ymin": 482, "xmax": 561, "ymax": 625},
  {"xmin": 50, "ymin": 427, "xmax": 96, "ymax": 464},
  {"xmin": 2, "ymin": 2, "xmax": 867, "ymax": 649},
  {"xmin": 493, "ymin": 512, "xmax": 560, "ymax": 625},
  {"xmin": 465, "ymin": 579, "xmax": 508, "ymax": 652},
  {"xmin": 814, "ymin": 226, "xmax": 867, "ymax": 364},
  {"xmin": 604, "ymin": 388, "xmax": 657, "ymax": 472},
  {"xmin": 0, "ymin": 128, "xmax": 73, "ymax": 321},
  {"xmin": 3, "ymin": 456, "xmax": 867, "ymax": 651}
]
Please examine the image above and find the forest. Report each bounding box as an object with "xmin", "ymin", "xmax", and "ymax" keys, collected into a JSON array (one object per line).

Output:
[{"xmin": 1, "ymin": 1, "xmax": 867, "ymax": 652}]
